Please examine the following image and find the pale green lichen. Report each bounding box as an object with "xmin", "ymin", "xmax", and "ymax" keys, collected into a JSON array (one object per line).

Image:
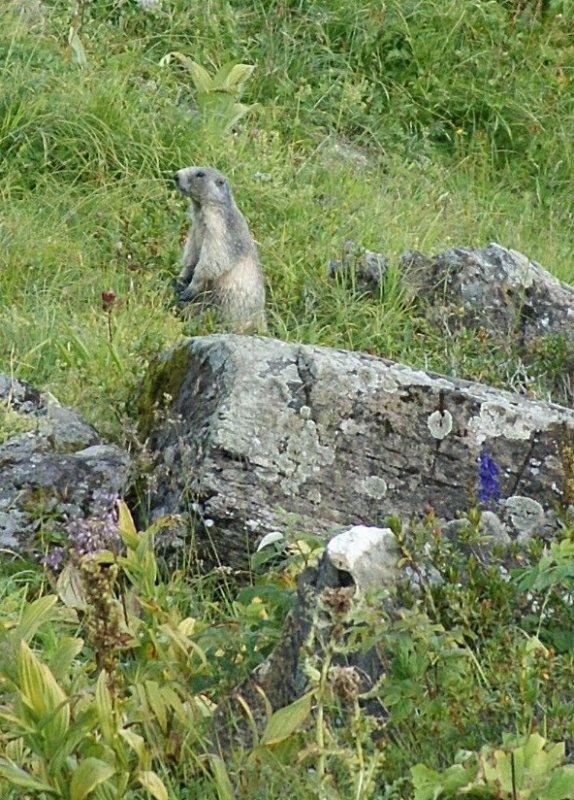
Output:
[
  {"xmin": 427, "ymin": 409, "xmax": 453, "ymax": 439},
  {"xmin": 468, "ymin": 400, "xmax": 564, "ymax": 444},
  {"xmin": 359, "ymin": 475, "xmax": 388, "ymax": 499}
]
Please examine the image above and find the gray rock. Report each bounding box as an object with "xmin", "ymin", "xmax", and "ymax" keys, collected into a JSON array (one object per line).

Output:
[
  {"xmin": 328, "ymin": 240, "xmax": 389, "ymax": 294},
  {"xmin": 410, "ymin": 242, "xmax": 574, "ymax": 342},
  {"xmin": 138, "ymin": 334, "xmax": 574, "ymax": 568},
  {"xmin": 0, "ymin": 376, "xmax": 132, "ymax": 558},
  {"xmin": 331, "ymin": 241, "xmax": 574, "ymax": 347}
]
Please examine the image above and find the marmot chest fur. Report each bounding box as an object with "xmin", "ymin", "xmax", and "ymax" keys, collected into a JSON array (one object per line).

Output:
[{"xmin": 174, "ymin": 166, "xmax": 266, "ymax": 331}]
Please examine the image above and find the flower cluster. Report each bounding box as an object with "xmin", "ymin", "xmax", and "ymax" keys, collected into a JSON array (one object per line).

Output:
[
  {"xmin": 42, "ymin": 496, "xmax": 120, "ymax": 573},
  {"xmin": 478, "ymin": 447, "xmax": 500, "ymax": 503},
  {"xmin": 42, "ymin": 546, "xmax": 67, "ymax": 572},
  {"xmin": 329, "ymin": 665, "xmax": 362, "ymax": 703},
  {"xmin": 100, "ymin": 289, "xmax": 117, "ymax": 312},
  {"xmin": 66, "ymin": 505, "xmax": 120, "ymax": 558}
]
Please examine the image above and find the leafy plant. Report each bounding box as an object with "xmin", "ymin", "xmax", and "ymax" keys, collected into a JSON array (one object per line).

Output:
[
  {"xmin": 513, "ymin": 537, "xmax": 574, "ymax": 652},
  {"xmin": 412, "ymin": 733, "xmax": 574, "ymax": 800},
  {"xmin": 159, "ymin": 55, "xmax": 257, "ymax": 133},
  {"xmin": 0, "ymin": 503, "xmax": 208, "ymax": 799}
]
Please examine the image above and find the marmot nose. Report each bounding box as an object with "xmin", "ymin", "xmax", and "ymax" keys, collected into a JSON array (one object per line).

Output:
[{"xmin": 173, "ymin": 171, "xmax": 181, "ymax": 186}]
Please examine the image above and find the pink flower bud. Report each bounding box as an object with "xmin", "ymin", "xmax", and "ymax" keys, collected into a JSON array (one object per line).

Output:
[{"xmin": 101, "ymin": 289, "xmax": 117, "ymax": 312}]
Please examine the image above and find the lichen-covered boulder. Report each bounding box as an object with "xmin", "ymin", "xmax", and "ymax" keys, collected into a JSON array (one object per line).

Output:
[
  {"xmin": 138, "ymin": 334, "xmax": 574, "ymax": 568},
  {"xmin": 0, "ymin": 375, "xmax": 132, "ymax": 556},
  {"xmin": 407, "ymin": 242, "xmax": 574, "ymax": 342}
]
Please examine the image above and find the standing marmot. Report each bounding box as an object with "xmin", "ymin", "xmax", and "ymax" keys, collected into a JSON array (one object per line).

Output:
[{"xmin": 173, "ymin": 166, "xmax": 266, "ymax": 331}]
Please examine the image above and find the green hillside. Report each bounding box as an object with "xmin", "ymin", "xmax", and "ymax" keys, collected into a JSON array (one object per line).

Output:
[{"xmin": 2, "ymin": 0, "xmax": 573, "ymax": 435}]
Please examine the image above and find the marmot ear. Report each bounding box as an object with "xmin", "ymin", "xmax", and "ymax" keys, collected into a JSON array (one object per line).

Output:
[{"xmin": 216, "ymin": 178, "xmax": 225, "ymax": 187}]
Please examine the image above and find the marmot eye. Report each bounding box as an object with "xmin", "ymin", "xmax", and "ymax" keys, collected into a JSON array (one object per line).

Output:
[{"xmin": 196, "ymin": 170, "xmax": 205, "ymax": 178}]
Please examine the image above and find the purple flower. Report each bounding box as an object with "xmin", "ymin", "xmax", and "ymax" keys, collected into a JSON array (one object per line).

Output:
[
  {"xmin": 42, "ymin": 547, "xmax": 67, "ymax": 572},
  {"xmin": 478, "ymin": 447, "xmax": 500, "ymax": 503},
  {"xmin": 66, "ymin": 499, "xmax": 120, "ymax": 557}
]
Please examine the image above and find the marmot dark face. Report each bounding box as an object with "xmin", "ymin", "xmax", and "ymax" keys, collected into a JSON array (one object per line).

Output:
[{"xmin": 174, "ymin": 166, "xmax": 231, "ymax": 206}]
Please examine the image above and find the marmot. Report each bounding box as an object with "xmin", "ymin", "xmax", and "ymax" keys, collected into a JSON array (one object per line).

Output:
[{"xmin": 174, "ymin": 166, "xmax": 266, "ymax": 331}]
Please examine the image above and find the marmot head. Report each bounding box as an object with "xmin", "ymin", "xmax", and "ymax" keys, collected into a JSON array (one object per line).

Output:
[{"xmin": 174, "ymin": 166, "xmax": 232, "ymax": 207}]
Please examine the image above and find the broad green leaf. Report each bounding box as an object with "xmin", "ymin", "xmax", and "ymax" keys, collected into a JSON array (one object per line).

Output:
[
  {"xmin": 411, "ymin": 761, "xmax": 477, "ymax": 800},
  {"xmin": 481, "ymin": 748, "xmax": 513, "ymax": 792},
  {"xmin": 160, "ymin": 52, "xmax": 213, "ymax": 90},
  {"xmin": 223, "ymin": 63, "xmax": 255, "ymax": 92},
  {"xmin": 93, "ymin": 549, "xmax": 116, "ymax": 566},
  {"xmin": 187, "ymin": 60, "xmax": 213, "ymax": 92},
  {"xmin": 117, "ymin": 499, "xmax": 139, "ymax": 549},
  {"xmin": 137, "ymin": 770, "xmax": 168, "ymax": 800},
  {"xmin": 228, "ymin": 102, "xmax": 257, "ymax": 130},
  {"xmin": 177, "ymin": 617, "xmax": 196, "ymax": 636},
  {"xmin": 144, "ymin": 515, "xmax": 177, "ymax": 538},
  {"xmin": 528, "ymin": 740, "xmax": 565, "ymax": 778},
  {"xmin": 69, "ymin": 758, "xmax": 115, "ymax": 800},
  {"xmin": 140, "ymin": 549, "xmax": 157, "ymax": 594},
  {"xmin": 545, "ymin": 766, "xmax": 574, "ymax": 799},
  {"xmin": 259, "ymin": 691, "xmax": 313, "ymax": 746},
  {"xmin": 119, "ymin": 728, "xmax": 147, "ymax": 766},
  {"xmin": 48, "ymin": 713, "xmax": 103, "ymax": 775},
  {"xmin": 144, "ymin": 681, "xmax": 167, "ymax": 734},
  {"xmin": 68, "ymin": 28, "xmax": 87, "ymax": 67},
  {"xmin": 158, "ymin": 51, "xmax": 194, "ymax": 72},
  {"xmin": 17, "ymin": 594, "xmax": 58, "ymax": 641},
  {"xmin": 95, "ymin": 671, "xmax": 115, "ymax": 747},
  {"xmin": 18, "ymin": 641, "xmax": 70, "ymax": 744},
  {"xmin": 212, "ymin": 63, "xmax": 254, "ymax": 92},
  {"xmin": 161, "ymin": 685, "xmax": 189, "ymax": 725},
  {"xmin": 208, "ymin": 755, "xmax": 234, "ymax": 800},
  {"xmin": 50, "ymin": 637, "xmax": 84, "ymax": 682},
  {"xmin": 0, "ymin": 759, "xmax": 60, "ymax": 795},
  {"xmin": 157, "ymin": 623, "xmax": 208, "ymax": 665},
  {"xmin": 436, "ymin": 763, "xmax": 476, "ymax": 795},
  {"xmin": 411, "ymin": 764, "xmax": 442, "ymax": 800},
  {"xmin": 5, "ymin": 735, "xmax": 26, "ymax": 762},
  {"xmin": 57, "ymin": 562, "xmax": 87, "ymax": 610},
  {"xmin": 106, "ymin": 340, "xmax": 124, "ymax": 372},
  {"xmin": 0, "ymin": 710, "xmax": 37, "ymax": 734}
]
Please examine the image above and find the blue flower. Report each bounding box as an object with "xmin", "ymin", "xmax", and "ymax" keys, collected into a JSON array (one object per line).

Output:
[{"xmin": 478, "ymin": 447, "xmax": 500, "ymax": 503}]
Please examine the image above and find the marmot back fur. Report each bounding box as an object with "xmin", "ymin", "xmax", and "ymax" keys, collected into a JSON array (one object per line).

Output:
[{"xmin": 174, "ymin": 166, "xmax": 266, "ymax": 331}]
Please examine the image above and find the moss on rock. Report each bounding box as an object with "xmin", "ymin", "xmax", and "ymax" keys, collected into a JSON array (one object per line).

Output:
[{"xmin": 137, "ymin": 339, "xmax": 193, "ymax": 440}]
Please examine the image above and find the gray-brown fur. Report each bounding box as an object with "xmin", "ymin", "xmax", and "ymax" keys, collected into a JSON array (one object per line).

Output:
[{"xmin": 174, "ymin": 166, "xmax": 266, "ymax": 331}]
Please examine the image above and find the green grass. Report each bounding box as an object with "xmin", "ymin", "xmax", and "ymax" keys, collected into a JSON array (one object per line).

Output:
[
  {"xmin": 2, "ymin": 0, "xmax": 574, "ymax": 797},
  {"xmin": 2, "ymin": 0, "xmax": 573, "ymax": 437}
]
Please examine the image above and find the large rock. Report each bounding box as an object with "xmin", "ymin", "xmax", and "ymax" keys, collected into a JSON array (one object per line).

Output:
[
  {"xmin": 0, "ymin": 376, "xmax": 132, "ymax": 556},
  {"xmin": 138, "ymin": 334, "xmax": 574, "ymax": 568},
  {"xmin": 407, "ymin": 242, "xmax": 574, "ymax": 342}
]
